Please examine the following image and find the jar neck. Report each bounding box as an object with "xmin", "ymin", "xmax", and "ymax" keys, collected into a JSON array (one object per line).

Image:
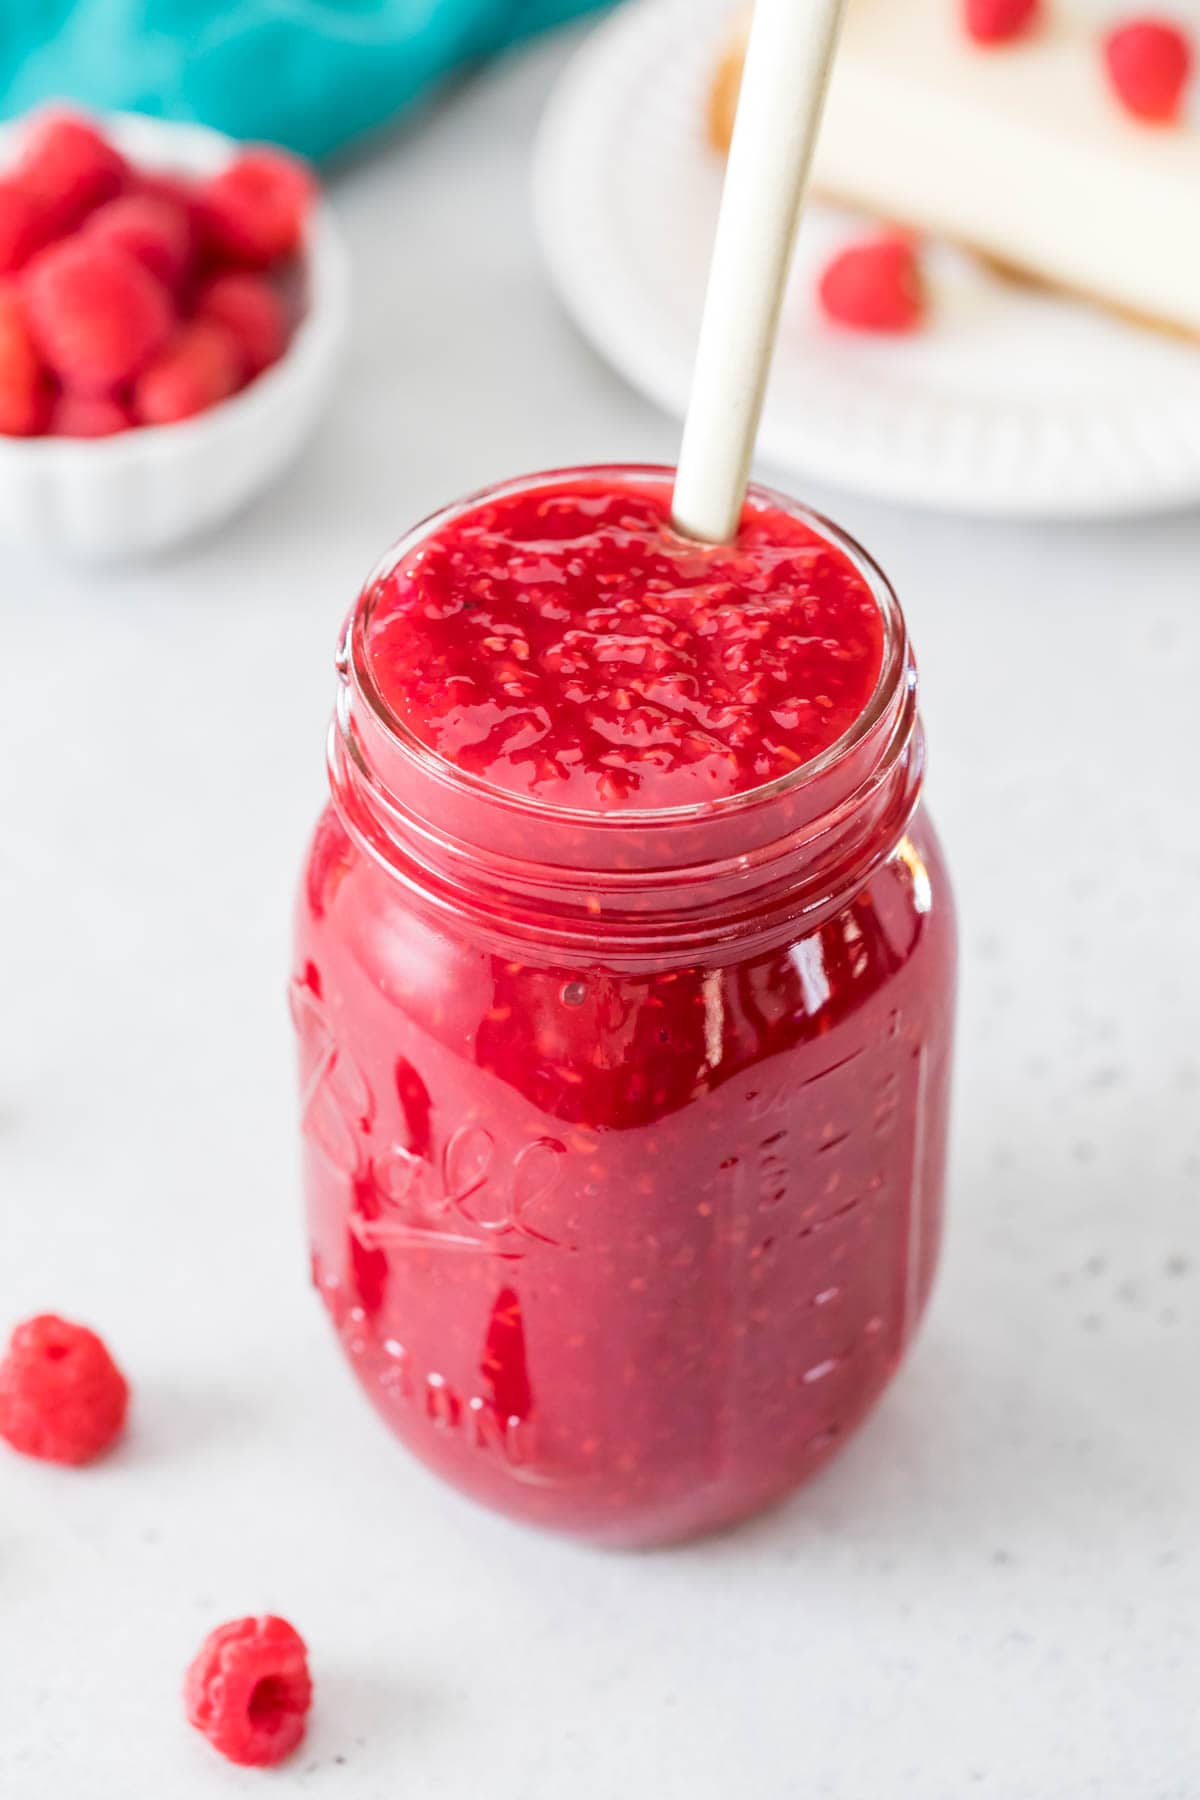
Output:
[{"xmin": 326, "ymin": 468, "xmax": 925, "ymax": 970}]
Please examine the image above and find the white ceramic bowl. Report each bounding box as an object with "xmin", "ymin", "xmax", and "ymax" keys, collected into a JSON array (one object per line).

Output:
[{"xmin": 0, "ymin": 111, "xmax": 349, "ymax": 560}]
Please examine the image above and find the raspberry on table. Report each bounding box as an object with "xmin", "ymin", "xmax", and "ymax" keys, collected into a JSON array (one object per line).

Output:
[
  {"xmin": 184, "ymin": 1616, "xmax": 313, "ymax": 1767},
  {"xmin": 195, "ymin": 271, "xmax": 289, "ymax": 377},
  {"xmin": 24, "ymin": 237, "xmax": 174, "ymax": 392},
  {"xmin": 132, "ymin": 318, "xmax": 242, "ymax": 424},
  {"xmin": 963, "ymin": 0, "xmax": 1040, "ymax": 44},
  {"xmin": 0, "ymin": 1314, "xmax": 129, "ymax": 1463},
  {"xmin": 1103, "ymin": 17, "xmax": 1193, "ymax": 121},
  {"xmin": 85, "ymin": 193, "xmax": 192, "ymax": 292},
  {"xmin": 18, "ymin": 111, "xmax": 127, "ymax": 234},
  {"xmin": 0, "ymin": 283, "xmax": 49, "ymax": 436},
  {"xmin": 51, "ymin": 393, "xmax": 131, "ymax": 438},
  {"xmin": 197, "ymin": 149, "xmax": 315, "ymax": 266},
  {"xmin": 817, "ymin": 236, "xmax": 927, "ymax": 333}
]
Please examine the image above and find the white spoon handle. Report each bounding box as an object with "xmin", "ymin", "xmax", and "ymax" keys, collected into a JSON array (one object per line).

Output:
[{"xmin": 673, "ymin": 0, "xmax": 848, "ymax": 543}]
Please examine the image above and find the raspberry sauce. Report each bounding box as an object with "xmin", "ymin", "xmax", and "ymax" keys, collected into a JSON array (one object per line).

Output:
[
  {"xmin": 295, "ymin": 468, "xmax": 956, "ymax": 1547},
  {"xmin": 362, "ymin": 478, "xmax": 885, "ymax": 810}
]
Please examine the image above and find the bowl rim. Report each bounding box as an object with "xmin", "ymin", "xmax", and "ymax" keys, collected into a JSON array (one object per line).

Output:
[{"xmin": 0, "ymin": 108, "xmax": 350, "ymax": 465}]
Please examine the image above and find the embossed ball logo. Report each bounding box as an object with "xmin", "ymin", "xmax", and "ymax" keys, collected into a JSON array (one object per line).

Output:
[
  {"xmin": 291, "ymin": 975, "xmax": 569, "ymax": 1253},
  {"xmin": 363, "ymin": 1127, "xmax": 567, "ymax": 1250}
]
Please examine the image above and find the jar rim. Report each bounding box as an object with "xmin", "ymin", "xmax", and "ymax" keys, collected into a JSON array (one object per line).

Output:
[{"xmin": 346, "ymin": 463, "xmax": 909, "ymax": 834}]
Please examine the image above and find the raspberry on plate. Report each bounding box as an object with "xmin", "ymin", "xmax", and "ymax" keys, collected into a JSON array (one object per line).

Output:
[
  {"xmin": 184, "ymin": 1617, "xmax": 312, "ymax": 1767},
  {"xmin": 197, "ymin": 149, "xmax": 315, "ymax": 266},
  {"xmin": 133, "ymin": 318, "xmax": 242, "ymax": 424},
  {"xmin": 0, "ymin": 1314, "xmax": 129, "ymax": 1463},
  {"xmin": 0, "ymin": 284, "xmax": 49, "ymax": 436},
  {"xmin": 18, "ymin": 111, "xmax": 127, "ymax": 233},
  {"xmin": 194, "ymin": 271, "xmax": 289, "ymax": 376},
  {"xmin": 24, "ymin": 237, "xmax": 174, "ymax": 392},
  {"xmin": 1103, "ymin": 17, "xmax": 1193, "ymax": 121},
  {"xmin": 51, "ymin": 393, "xmax": 131, "ymax": 438},
  {"xmin": 817, "ymin": 235, "xmax": 927, "ymax": 333},
  {"xmin": 85, "ymin": 193, "xmax": 192, "ymax": 291},
  {"xmin": 963, "ymin": 0, "xmax": 1040, "ymax": 44}
]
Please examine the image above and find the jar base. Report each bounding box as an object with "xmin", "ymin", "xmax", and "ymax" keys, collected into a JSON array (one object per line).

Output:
[{"xmin": 340, "ymin": 1323, "xmax": 903, "ymax": 1551}]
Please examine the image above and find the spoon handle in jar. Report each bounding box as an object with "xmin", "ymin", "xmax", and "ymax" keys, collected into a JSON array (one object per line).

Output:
[{"xmin": 672, "ymin": 0, "xmax": 848, "ymax": 545}]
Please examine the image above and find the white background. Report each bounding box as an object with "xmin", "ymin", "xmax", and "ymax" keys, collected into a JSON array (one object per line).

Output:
[{"xmin": 1, "ymin": 23, "xmax": 1197, "ymax": 1798}]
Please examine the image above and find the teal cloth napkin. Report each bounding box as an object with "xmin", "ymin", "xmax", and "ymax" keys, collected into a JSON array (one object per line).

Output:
[{"xmin": 0, "ymin": 0, "xmax": 610, "ymax": 161}]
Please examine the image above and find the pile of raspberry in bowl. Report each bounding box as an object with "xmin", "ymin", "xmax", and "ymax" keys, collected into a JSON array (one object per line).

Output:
[{"xmin": 0, "ymin": 110, "xmax": 315, "ymax": 438}]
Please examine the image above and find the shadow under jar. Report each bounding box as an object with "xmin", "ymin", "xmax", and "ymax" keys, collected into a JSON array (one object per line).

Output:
[{"xmin": 292, "ymin": 466, "xmax": 957, "ymax": 1548}]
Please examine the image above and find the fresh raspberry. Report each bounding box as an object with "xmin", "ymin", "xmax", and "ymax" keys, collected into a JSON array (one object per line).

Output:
[
  {"xmin": 1103, "ymin": 17, "xmax": 1193, "ymax": 121},
  {"xmin": 194, "ymin": 271, "xmax": 289, "ymax": 376},
  {"xmin": 0, "ymin": 284, "xmax": 50, "ymax": 436},
  {"xmin": 134, "ymin": 169, "xmax": 197, "ymax": 211},
  {"xmin": 24, "ymin": 238, "xmax": 174, "ymax": 393},
  {"xmin": 0, "ymin": 181, "xmax": 50, "ymax": 276},
  {"xmin": 0, "ymin": 1314, "xmax": 129, "ymax": 1463},
  {"xmin": 51, "ymin": 393, "xmax": 132, "ymax": 438},
  {"xmin": 136, "ymin": 170, "xmax": 202, "ymax": 244},
  {"xmin": 184, "ymin": 1617, "xmax": 312, "ymax": 1767},
  {"xmin": 132, "ymin": 319, "xmax": 242, "ymax": 424},
  {"xmin": 85, "ymin": 194, "xmax": 192, "ymax": 292},
  {"xmin": 963, "ymin": 0, "xmax": 1040, "ymax": 43},
  {"xmin": 18, "ymin": 111, "xmax": 127, "ymax": 234},
  {"xmin": 817, "ymin": 236, "xmax": 927, "ymax": 333},
  {"xmin": 197, "ymin": 149, "xmax": 315, "ymax": 267}
]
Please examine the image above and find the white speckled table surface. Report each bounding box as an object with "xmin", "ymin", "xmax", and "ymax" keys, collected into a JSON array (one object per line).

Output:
[{"xmin": 1, "ymin": 26, "xmax": 1197, "ymax": 1800}]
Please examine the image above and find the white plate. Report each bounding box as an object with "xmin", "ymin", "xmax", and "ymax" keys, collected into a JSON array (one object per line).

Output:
[{"xmin": 534, "ymin": 0, "xmax": 1200, "ymax": 519}]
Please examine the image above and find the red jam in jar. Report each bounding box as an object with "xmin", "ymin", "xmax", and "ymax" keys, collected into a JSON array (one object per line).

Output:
[{"xmin": 293, "ymin": 468, "xmax": 957, "ymax": 1547}]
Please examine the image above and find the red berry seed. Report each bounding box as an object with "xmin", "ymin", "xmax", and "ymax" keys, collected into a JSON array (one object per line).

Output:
[
  {"xmin": 85, "ymin": 194, "xmax": 192, "ymax": 292},
  {"xmin": 195, "ymin": 271, "xmax": 289, "ymax": 376},
  {"xmin": 18, "ymin": 111, "xmax": 127, "ymax": 234},
  {"xmin": 197, "ymin": 149, "xmax": 315, "ymax": 267},
  {"xmin": 963, "ymin": 0, "xmax": 1040, "ymax": 44},
  {"xmin": 24, "ymin": 238, "xmax": 174, "ymax": 393},
  {"xmin": 51, "ymin": 393, "xmax": 131, "ymax": 438},
  {"xmin": 1103, "ymin": 17, "xmax": 1193, "ymax": 121},
  {"xmin": 133, "ymin": 318, "xmax": 242, "ymax": 424},
  {"xmin": 0, "ymin": 1314, "xmax": 129, "ymax": 1463},
  {"xmin": 817, "ymin": 236, "xmax": 927, "ymax": 334},
  {"xmin": 184, "ymin": 1617, "xmax": 312, "ymax": 1767}
]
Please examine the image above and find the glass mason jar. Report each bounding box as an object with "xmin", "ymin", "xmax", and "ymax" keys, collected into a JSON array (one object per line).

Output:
[{"xmin": 292, "ymin": 468, "xmax": 957, "ymax": 1548}]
